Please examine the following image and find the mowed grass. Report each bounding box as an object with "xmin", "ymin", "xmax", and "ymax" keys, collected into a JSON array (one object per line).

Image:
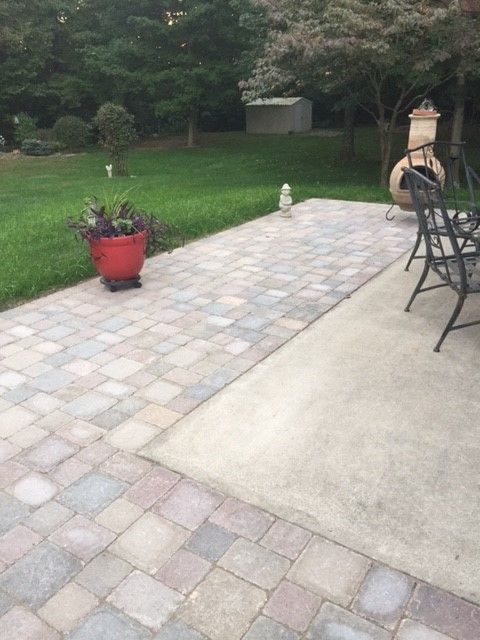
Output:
[{"xmin": 0, "ymin": 127, "xmax": 443, "ymax": 308}]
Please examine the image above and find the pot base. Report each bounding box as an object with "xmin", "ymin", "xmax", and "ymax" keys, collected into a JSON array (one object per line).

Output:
[{"xmin": 100, "ymin": 275, "xmax": 142, "ymax": 293}]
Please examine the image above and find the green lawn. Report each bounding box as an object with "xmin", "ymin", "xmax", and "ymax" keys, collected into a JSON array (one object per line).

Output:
[{"xmin": 0, "ymin": 128, "xmax": 419, "ymax": 309}]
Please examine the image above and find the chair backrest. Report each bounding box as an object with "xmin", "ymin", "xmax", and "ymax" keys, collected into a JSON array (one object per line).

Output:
[
  {"xmin": 403, "ymin": 166, "xmax": 470, "ymax": 292},
  {"xmin": 406, "ymin": 141, "xmax": 478, "ymax": 216}
]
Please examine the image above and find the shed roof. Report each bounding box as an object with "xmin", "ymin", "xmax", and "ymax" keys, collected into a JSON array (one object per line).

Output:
[{"xmin": 246, "ymin": 97, "xmax": 309, "ymax": 107}]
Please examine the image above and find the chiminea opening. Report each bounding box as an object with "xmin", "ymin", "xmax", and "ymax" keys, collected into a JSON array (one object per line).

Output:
[{"xmin": 399, "ymin": 164, "xmax": 437, "ymax": 190}]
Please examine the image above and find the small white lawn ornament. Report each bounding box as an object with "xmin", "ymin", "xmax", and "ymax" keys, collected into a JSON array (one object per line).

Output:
[
  {"xmin": 279, "ymin": 183, "xmax": 293, "ymax": 218},
  {"xmin": 106, "ymin": 164, "xmax": 113, "ymax": 178}
]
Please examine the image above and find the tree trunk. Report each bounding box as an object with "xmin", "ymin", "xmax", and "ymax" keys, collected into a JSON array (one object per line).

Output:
[
  {"xmin": 112, "ymin": 150, "xmax": 128, "ymax": 177},
  {"xmin": 451, "ymin": 72, "xmax": 466, "ymax": 185},
  {"xmin": 187, "ymin": 110, "xmax": 198, "ymax": 148},
  {"xmin": 338, "ymin": 103, "xmax": 356, "ymax": 162},
  {"xmin": 379, "ymin": 112, "xmax": 398, "ymax": 188}
]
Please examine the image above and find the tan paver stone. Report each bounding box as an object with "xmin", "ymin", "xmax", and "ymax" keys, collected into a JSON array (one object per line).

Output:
[
  {"xmin": 110, "ymin": 512, "xmax": 189, "ymax": 574},
  {"xmin": 49, "ymin": 514, "xmax": 116, "ymax": 561},
  {"xmin": 108, "ymin": 570, "xmax": 183, "ymax": 631},
  {"xmin": 178, "ymin": 568, "xmax": 266, "ymax": 640},
  {"xmin": 0, "ymin": 406, "xmax": 37, "ymax": 437},
  {"xmin": 98, "ymin": 451, "xmax": 152, "ymax": 483},
  {"xmin": 8, "ymin": 425, "xmax": 48, "ymax": 449},
  {"xmin": 95, "ymin": 497, "xmax": 144, "ymax": 533},
  {"xmin": 134, "ymin": 403, "xmax": 182, "ymax": 429},
  {"xmin": 288, "ymin": 537, "xmax": 370, "ymax": 606},
  {"xmin": 0, "ymin": 605, "xmax": 60, "ymax": 640},
  {"xmin": 98, "ymin": 357, "xmax": 143, "ymax": 380},
  {"xmin": 219, "ymin": 538, "xmax": 290, "ymax": 590},
  {"xmin": 38, "ymin": 583, "xmax": 98, "ymax": 632},
  {"xmin": 105, "ymin": 419, "xmax": 160, "ymax": 452},
  {"xmin": 396, "ymin": 619, "xmax": 455, "ymax": 640},
  {"xmin": 56, "ymin": 419, "xmax": 104, "ymax": 446},
  {"xmin": 75, "ymin": 551, "xmax": 133, "ymax": 598},
  {"xmin": 138, "ymin": 379, "xmax": 183, "ymax": 404},
  {"xmin": 261, "ymin": 519, "xmax": 311, "ymax": 560}
]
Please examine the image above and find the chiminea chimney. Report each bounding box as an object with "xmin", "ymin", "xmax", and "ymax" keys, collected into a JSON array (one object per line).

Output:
[{"xmin": 389, "ymin": 100, "xmax": 444, "ymax": 211}]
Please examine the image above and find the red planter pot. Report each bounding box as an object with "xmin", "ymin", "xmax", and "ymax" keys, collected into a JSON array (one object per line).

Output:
[{"xmin": 89, "ymin": 232, "xmax": 146, "ymax": 282}]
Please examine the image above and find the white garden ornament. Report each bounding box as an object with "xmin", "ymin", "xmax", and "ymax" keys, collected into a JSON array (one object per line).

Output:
[
  {"xmin": 106, "ymin": 164, "xmax": 113, "ymax": 178},
  {"xmin": 279, "ymin": 183, "xmax": 293, "ymax": 218}
]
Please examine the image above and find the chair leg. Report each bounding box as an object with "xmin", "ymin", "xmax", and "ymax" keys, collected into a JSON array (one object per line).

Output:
[
  {"xmin": 405, "ymin": 231, "xmax": 423, "ymax": 272},
  {"xmin": 405, "ymin": 261, "xmax": 430, "ymax": 312},
  {"xmin": 434, "ymin": 294, "xmax": 466, "ymax": 353}
]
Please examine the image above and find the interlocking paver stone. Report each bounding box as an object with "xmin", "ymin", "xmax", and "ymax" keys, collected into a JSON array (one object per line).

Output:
[
  {"xmin": 407, "ymin": 584, "xmax": 480, "ymax": 640},
  {"xmin": 24, "ymin": 501, "xmax": 73, "ymax": 536},
  {"xmin": 0, "ymin": 605, "xmax": 60, "ymax": 640},
  {"xmin": 95, "ymin": 497, "xmax": 143, "ymax": 533},
  {"xmin": 396, "ymin": 619, "xmax": 456, "ymax": 640},
  {"xmin": 219, "ymin": 538, "xmax": 290, "ymax": 590},
  {"xmin": 154, "ymin": 620, "xmax": 205, "ymax": 639},
  {"xmin": 30, "ymin": 369, "xmax": 76, "ymax": 393},
  {"xmin": 11, "ymin": 473, "xmax": 58, "ymax": 506},
  {"xmin": 0, "ymin": 591, "xmax": 14, "ymax": 616},
  {"xmin": 75, "ymin": 551, "xmax": 133, "ymax": 597},
  {"xmin": 106, "ymin": 419, "xmax": 159, "ymax": 451},
  {"xmin": 244, "ymin": 615, "xmax": 299, "ymax": 640},
  {"xmin": 108, "ymin": 570, "xmax": 183, "ymax": 631},
  {"xmin": 209, "ymin": 497, "xmax": 274, "ymax": 540},
  {"xmin": 67, "ymin": 340, "xmax": 107, "ymax": 359},
  {"xmin": 154, "ymin": 479, "xmax": 223, "ymax": 530},
  {"xmin": 49, "ymin": 514, "xmax": 115, "ymax": 561},
  {"xmin": 38, "ymin": 583, "xmax": 98, "ymax": 632},
  {"xmin": 110, "ymin": 512, "xmax": 189, "ymax": 574},
  {"xmin": 57, "ymin": 472, "xmax": 127, "ymax": 516},
  {"xmin": 263, "ymin": 580, "xmax": 321, "ymax": 632},
  {"xmin": 185, "ymin": 521, "xmax": 237, "ymax": 561},
  {"xmin": 0, "ymin": 525, "xmax": 41, "ymax": 564},
  {"xmin": 156, "ymin": 549, "xmax": 211, "ymax": 594},
  {"xmin": 20, "ymin": 436, "xmax": 77, "ymax": 472},
  {"xmin": 69, "ymin": 607, "xmax": 151, "ymax": 640},
  {"xmin": 178, "ymin": 568, "xmax": 266, "ymax": 640},
  {"xmin": 288, "ymin": 536, "xmax": 370, "ymax": 606},
  {"xmin": 260, "ymin": 519, "xmax": 311, "ymax": 560},
  {"xmin": 125, "ymin": 467, "xmax": 179, "ymax": 508},
  {"xmin": 0, "ymin": 492, "xmax": 30, "ymax": 534},
  {"xmin": 353, "ymin": 565, "xmax": 414, "ymax": 628},
  {"xmin": 63, "ymin": 392, "xmax": 116, "ymax": 420},
  {"xmin": 0, "ymin": 406, "xmax": 37, "ymax": 438},
  {"xmin": 99, "ymin": 450, "xmax": 152, "ymax": 483},
  {"xmin": 0, "ymin": 541, "xmax": 82, "ymax": 609},
  {"xmin": 307, "ymin": 602, "xmax": 390, "ymax": 640}
]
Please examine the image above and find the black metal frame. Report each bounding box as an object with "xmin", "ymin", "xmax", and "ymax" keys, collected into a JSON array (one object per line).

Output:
[
  {"xmin": 403, "ymin": 167, "xmax": 480, "ymax": 351},
  {"xmin": 404, "ymin": 141, "xmax": 480, "ymax": 271}
]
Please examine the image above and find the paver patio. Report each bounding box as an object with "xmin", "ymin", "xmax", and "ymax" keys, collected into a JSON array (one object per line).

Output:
[{"xmin": 0, "ymin": 199, "xmax": 478, "ymax": 639}]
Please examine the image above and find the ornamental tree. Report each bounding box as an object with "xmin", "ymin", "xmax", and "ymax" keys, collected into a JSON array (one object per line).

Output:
[
  {"xmin": 94, "ymin": 103, "xmax": 137, "ymax": 176},
  {"xmin": 242, "ymin": 0, "xmax": 457, "ymax": 185}
]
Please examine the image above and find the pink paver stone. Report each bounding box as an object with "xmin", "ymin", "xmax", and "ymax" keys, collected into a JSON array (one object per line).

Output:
[
  {"xmin": 51, "ymin": 458, "xmax": 92, "ymax": 487},
  {"xmin": 263, "ymin": 580, "xmax": 321, "ymax": 632},
  {"xmin": 153, "ymin": 479, "xmax": 223, "ymax": 530},
  {"xmin": 209, "ymin": 497, "xmax": 274, "ymax": 541},
  {"xmin": 0, "ymin": 461, "xmax": 27, "ymax": 489},
  {"xmin": 156, "ymin": 548, "xmax": 211, "ymax": 594},
  {"xmin": 261, "ymin": 519, "xmax": 311, "ymax": 560},
  {"xmin": 125, "ymin": 467, "xmax": 180, "ymax": 508},
  {"xmin": 0, "ymin": 525, "xmax": 42, "ymax": 564},
  {"xmin": 49, "ymin": 514, "xmax": 116, "ymax": 562},
  {"xmin": 99, "ymin": 451, "xmax": 152, "ymax": 483}
]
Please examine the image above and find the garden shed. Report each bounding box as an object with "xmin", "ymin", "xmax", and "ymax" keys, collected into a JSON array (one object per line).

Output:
[{"xmin": 246, "ymin": 98, "xmax": 312, "ymax": 134}]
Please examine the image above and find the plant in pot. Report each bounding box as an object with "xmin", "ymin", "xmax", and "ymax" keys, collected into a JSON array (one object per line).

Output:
[{"xmin": 68, "ymin": 191, "xmax": 181, "ymax": 291}]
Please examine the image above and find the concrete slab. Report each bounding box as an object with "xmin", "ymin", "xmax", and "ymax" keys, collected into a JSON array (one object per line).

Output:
[{"xmin": 143, "ymin": 256, "xmax": 480, "ymax": 604}]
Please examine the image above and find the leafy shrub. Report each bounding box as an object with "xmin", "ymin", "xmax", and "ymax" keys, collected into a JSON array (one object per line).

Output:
[
  {"xmin": 36, "ymin": 128, "xmax": 55, "ymax": 142},
  {"xmin": 94, "ymin": 103, "xmax": 137, "ymax": 176},
  {"xmin": 53, "ymin": 116, "xmax": 87, "ymax": 150},
  {"xmin": 21, "ymin": 139, "xmax": 54, "ymax": 156},
  {"xmin": 14, "ymin": 113, "xmax": 37, "ymax": 145}
]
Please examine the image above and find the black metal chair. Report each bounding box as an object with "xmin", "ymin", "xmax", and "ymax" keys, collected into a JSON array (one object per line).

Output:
[
  {"xmin": 403, "ymin": 166, "xmax": 480, "ymax": 352},
  {"xmin": 404, "ymin": 141, "xmax": 480, "ymax": 271}
]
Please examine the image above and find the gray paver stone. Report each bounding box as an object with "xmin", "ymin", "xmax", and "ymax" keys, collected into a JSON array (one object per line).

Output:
[
  {"xmin": 306, "ymin": 602, "xmax": 391, "ymax": 640},
  {"xmin": 396, "ymin": 619, "xmax": 456, "ymax": 640},
  {"xmin": 154, "ymin": 620, "xmax": 205, "ymax": 639},
  {"xmin": 57, "ymin": 472, "xmax": 127, "ymax": 516},
  {"xmin": 0, "ymin": 493, "xmax": 30, "ymax": 534},
  {"xmin": 353, "ymin": 565, "xmax": 414, "ymax": 628},
  {"xmin": 69, "ymin": 607, "xmax": 151, "ymax": 640},
  {"xmin": 75, "ymin": 552, "xmax": 133, "ymax": 597},
  {"xmin": 0, "ymin": 541, "xmax": 82, "ymax": 609},
  {"xmin": 20, "ymin": 436, "xmax": 77, "ymax": 472},
  {"xmin": 185, "ymin": 522, "xmax": 237, "ymax": 561},
  {"xmin": 243, "ymin": 616, "xmax": 299, "ymax": 640}
]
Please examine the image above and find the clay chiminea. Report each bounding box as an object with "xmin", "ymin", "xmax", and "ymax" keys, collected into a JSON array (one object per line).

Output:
[{"xmin": 389, "ymin": 100, "xmax": 444, "ymax": 211}]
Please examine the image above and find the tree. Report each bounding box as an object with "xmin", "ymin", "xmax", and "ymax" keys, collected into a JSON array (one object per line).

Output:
[
  {"xmin": 242, "ymin": 0, "xmax": 457, "ymax": 185},
  {"xmin": 95, "ymin": 103, "xmax": 137, "ymax": 176}
]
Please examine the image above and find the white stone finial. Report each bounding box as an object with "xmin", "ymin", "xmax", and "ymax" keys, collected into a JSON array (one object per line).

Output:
[
  {"xmin": 279, "ymin": 183, "xmax": 293, "ymax": 218},
  {"xmin": 106, "ymin": 164, "xmax": 113, "ymax": 178}
]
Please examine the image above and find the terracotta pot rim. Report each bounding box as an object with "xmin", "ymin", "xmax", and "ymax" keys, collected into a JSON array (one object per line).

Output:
[{"xmin": 89, "ymin": 231, "xmax": 147, "ymax": 246}]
